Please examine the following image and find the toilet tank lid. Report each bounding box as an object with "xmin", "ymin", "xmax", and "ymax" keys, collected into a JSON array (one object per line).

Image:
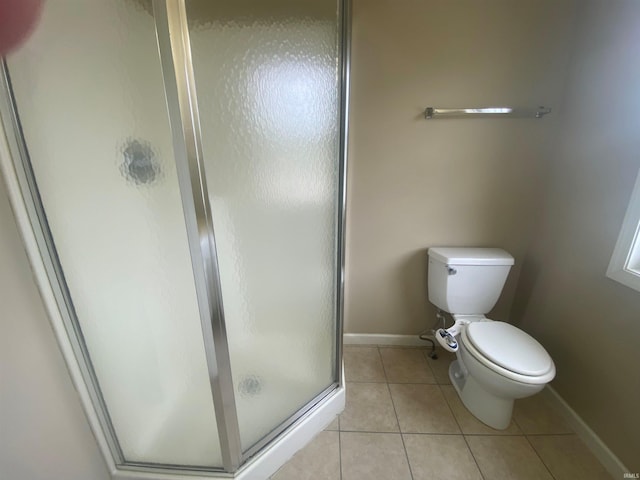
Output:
[{"xmin": 428, "ymin": 247, "xmax": 514, "ymax": 266}]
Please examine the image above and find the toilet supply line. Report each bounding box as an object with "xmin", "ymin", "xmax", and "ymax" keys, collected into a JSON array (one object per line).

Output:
[{"xmin": 419, "ymin": 309, "xmax": 452, "ymax": 359}]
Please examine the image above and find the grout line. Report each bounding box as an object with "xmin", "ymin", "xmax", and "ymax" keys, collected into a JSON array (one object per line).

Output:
[
  {"xmin": 381, "ymin": 431, "xmax": 529, "ymax": 437},
  {"xmin": 432, "ymin": 384, "xmax": 459, "ymax": 433},
  {"xmin": 377, "ymin": 345, "xmax": 428, "ymax": 349},
  {"xmin": 339, "ymin": 429, "xmax": 480, "ymax": 435},
  {"xmin": 346, "ymin": 380, "xmax": 439, "ymax": 385},
  {"xmin": 386, "ymin": 381, "xmax": 449, "ymax": 386},
  {"xmin": 524, "ymin": 433, "xmax": 558, "ymax": 479},
  {"xmin": 422, "ymin": 348, "xmax": 457, "ymax": 385},
  {"xmin": 511, "ymin": 400, "xmax": 575, "ymax": 437},
  {"xmin": 440, "ymin": 383, "xmax": 486, "ymax": 480},
  {"xmin": 399, "ymin": 433, "xmax": 415, "ymax": 480},
  {"xmin": 419, "ymin": 348, "xmax": 439, "ymax": 383},
  {"xmin": 461, "ymin": 435, "xmax": 486, "ymax": 480},
  {"xmin": 343, "ymin": 380, "xmax": 389, "ymax": 384},
  {"xmin": 511, "ymin": 410, "xmax": 523, "ymax": 431},
  {"xmin": 338, "ymin": 429, "xmax": 343, "ymax": 480},
  {"xmin": 377, "ymin": 346, "xmax": 389, "ymax": 384},
  {"xmin": 340, "ymin": 431, "xmax": 405, "ymax": 436},
  {"xmin": 377, "ymin": 347, "xmax": 415, "ymax": 479}
]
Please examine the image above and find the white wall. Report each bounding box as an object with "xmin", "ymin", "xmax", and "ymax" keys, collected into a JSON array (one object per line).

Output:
[{"xmin": 0, "ymin": 172, "xmax": 110, "ymax": 480}]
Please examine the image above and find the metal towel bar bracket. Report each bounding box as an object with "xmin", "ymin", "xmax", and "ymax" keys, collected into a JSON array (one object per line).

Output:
[{"xmin": 424, "ymin": 106, "xmax": 551, "ymax": 119}]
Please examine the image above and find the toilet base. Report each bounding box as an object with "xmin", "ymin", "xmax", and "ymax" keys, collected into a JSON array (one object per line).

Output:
[{"xmin": 449, "ymin": 360, "xmax": 513, "ymax": 430}]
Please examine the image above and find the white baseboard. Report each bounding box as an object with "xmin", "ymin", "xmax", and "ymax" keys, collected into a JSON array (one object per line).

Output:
[
  {"xmin": 343, "ymin": 333, "xmax": 432, "ymax": 346},
  {"xmin": 542, "ymin": 386, "xmax": 629, "ymax": 478}
]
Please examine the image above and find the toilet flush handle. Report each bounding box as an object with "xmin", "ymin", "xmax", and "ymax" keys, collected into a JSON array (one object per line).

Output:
[{"xmin": 446, "ymin": 265, "xmax": 457, "ymax": 275}]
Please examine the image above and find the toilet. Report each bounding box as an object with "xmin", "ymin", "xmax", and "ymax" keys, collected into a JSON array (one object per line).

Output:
[{"xmin": 427, "ymin": 247, "xmax": 555, "ymax": 429}]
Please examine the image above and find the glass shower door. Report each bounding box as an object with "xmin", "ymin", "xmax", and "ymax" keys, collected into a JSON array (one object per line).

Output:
[
  {"xmin": 5, "ymin": 0, "xmax": 223, "ymax": 467},
  {"xmin": 185, "ymin": 0, "xmax": 341, "ymax": 452}
]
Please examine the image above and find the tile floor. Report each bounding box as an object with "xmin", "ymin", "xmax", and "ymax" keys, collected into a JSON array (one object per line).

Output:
[{"xmin": 271, "ymin": 345, "xmax": 613, "ymax": 480}]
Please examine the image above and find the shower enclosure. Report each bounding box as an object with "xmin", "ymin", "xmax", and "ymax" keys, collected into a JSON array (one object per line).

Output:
[{"xmin": 0, "ymin": 0, "xmax": 349, "ymax": 477}]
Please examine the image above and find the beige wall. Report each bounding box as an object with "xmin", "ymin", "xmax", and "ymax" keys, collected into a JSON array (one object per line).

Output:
[
  {"xmin": 511, "ymin": 0, "xmax": 640, "ymax": 470},
  {"xmin": 0, "ymin": 175, "xmax": 110, "ymax": 480},
  {"xmin": 345, "ymin": 0, "xmax": 578, "ymax": 334}
]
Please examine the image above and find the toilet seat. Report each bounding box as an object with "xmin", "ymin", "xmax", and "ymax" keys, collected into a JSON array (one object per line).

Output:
[{"xmin": 461, "ymin": 321, "xmax": 555, "ymax": 385}]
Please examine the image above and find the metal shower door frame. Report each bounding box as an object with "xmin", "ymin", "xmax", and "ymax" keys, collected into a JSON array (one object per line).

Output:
[{"xmin": 152, "ymin": 0, "xmax": 242, "ymax": 471}]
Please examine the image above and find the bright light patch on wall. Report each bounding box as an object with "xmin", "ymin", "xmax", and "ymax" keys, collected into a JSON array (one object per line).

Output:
[
  {"xmin": 606, "ymin": 168, "xmax": 640, "ymax": 292},
  {"xmin": 464, "ymin": 108, "xmax": 513, "ymax": 114}
]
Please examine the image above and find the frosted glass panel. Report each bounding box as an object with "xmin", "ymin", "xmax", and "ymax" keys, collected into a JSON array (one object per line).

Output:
[
  {"xmin": 186, "ymin": 0, "xmax": 340, "ymax": 450},
  {"xmin": 7, "ymin": 1, "xmax": 222, "ymax": 467}
]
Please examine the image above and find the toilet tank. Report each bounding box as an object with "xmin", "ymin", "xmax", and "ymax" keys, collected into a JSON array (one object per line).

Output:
[{"xmin": 427, "ymin": 247, "xmax": 514, "ymax": 315}]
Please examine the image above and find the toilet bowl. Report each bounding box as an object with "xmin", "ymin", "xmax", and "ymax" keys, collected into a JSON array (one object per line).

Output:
[
  {"xmin": 427, "ymin": 247, "xmax": 555, "ymax": 430},
  {"xmin": 450, "ymin": 318, "xmax": 555, "ymax": 429}
]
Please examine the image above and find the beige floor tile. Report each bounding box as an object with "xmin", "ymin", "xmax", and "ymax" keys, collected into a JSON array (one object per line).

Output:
[
  {"xmin": 513, "ymin": 393, "xmax": 573, "ymax": 434},
  {"xmin": 343, "ymin": 346, "xmax": 386, "ymax": 382},
  {"xmin": 404, "ymin": 434, "xmax": 482, "ymax": 480},
  {"xmin": 389, "ymin": 384, "xmax": 460, "ymax": 433},
  {"xmin": 425, "ymin": 348, "xmax": 457, "ymax": 384},
  {"xmin": 466, "ymin": 435, "xmax": 554, "ymax": 480},
  {"xmin": 341, "ymin": 432, "xmax": 411, "ymax": 480},
  {"xmin": 340, "ymin": 382, "xmax": 399, "ymax": 432},
  {"xmin": 528, "ymin": 434, "xmax": 613, "ymax": 480},
  {"xmin": 325, "ymin": 416, "xmax": 339, "ymax": 431},
  {"xmin": 379, "ymin": 347, "xmax": 436, "ymax": 383},
  {"xmin": 271, "ymin": 431, "xmax": 340, "ymax": 480},
  {"xmin": 441, "ymin": 385, "xmax": 522, "ymax": 434}
]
